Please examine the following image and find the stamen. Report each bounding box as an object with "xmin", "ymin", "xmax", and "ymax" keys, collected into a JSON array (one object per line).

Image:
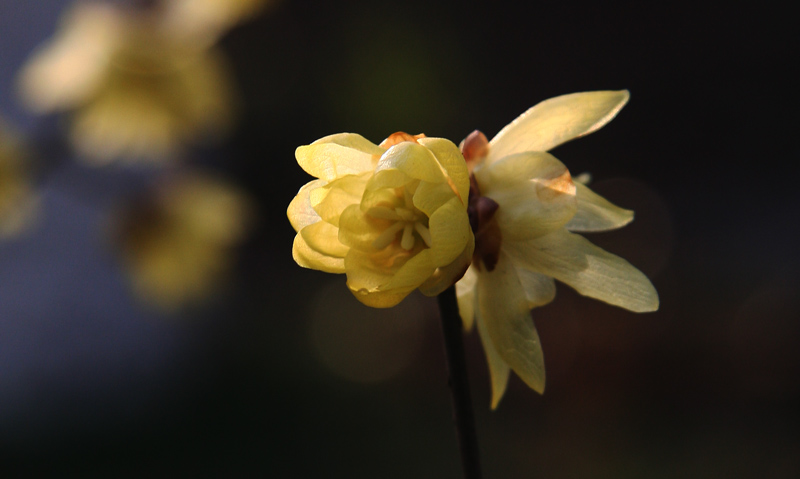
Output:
[
  {"xmin": 401, "ymin": 223, "xmax": 415, "ymax": 250},
  {"xmin": 395, "ymin": 207, "xmax": 415, "ymax": 221},
  {"xmin": 414, "ymin": 222, "xmax": 432, "ymax": 247},
  {"xmin": 371, "ymin": 221, "xmax": 405, "ymax": 250}
]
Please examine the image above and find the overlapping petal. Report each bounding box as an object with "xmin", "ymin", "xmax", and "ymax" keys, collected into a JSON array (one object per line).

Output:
[{"xmin": 289, "ymin": 134, "xmax": 473, "ymax": 307}]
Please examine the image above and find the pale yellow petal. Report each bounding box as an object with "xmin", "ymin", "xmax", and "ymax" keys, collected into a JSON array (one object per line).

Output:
[
  {"xmin": 311, "ymin": 133, "xmax": 385, "ymax": 155},
  {"xmin": 419, "ymin": 232, "xmax": 474, "ymax": 298},
  {"xmin": 455, "ymin": 265, "xmax": 478, "ymax": 332},
  {"xmin": 505, "ymin": 229, "xmax": 659, "ymax": 312},
  {"xmin": 296, "ymin": 142, "xmax": 377, "ymax": 182},
  {"xmin": 300, "ymin": 221, "xmax": 349, "ymax": 259},
  {"xmin": 382, "ymin": 249, "xmax": 436, "ymax": 291},
  {"xmin": 488, "ymin": 90, "xmax": 630, "ymax": 163},
  {"xmin": 375, "ymin": 142, "xmax": 447, "ymax": 184},
  {"xmin": 344, "ymin": 248, "xmax": 420, "ymax": 308},
  {"xmin": 311, "ymin": 173, "xmax": 369, "ymax": 227},
  {"xmin": 287, "ymin": 179, "xmax": 326, "ymax": 232},
  {"xmin": 412, "ymin": 181, "xmax": 457, "ymax": 217},
  {"xmin": 292, "ymin": 233, "xmax": 345, "ymax": 273},
  {"xmin": 338, "ymin": 204, "xmax": 386, "ymax": 252},
  {"xmin": 565, "ymin": 182, "xmax": 634, "ymax": 232},
  {"xmin": 416, "ymin": 137, "xmax": 470, "ymax": 202},
  {"xmin": 477, "ymin": 252, "xmax": 545, "ymax": 395},
  {"xmin": 427, "ymin": 196, "xmax": 471, "ymax": 266},
  {"xmin": 476, "ymin": 304, "xmax": 512, "ymax": 409},
  {"xmin": 516, "ymin": 267, "xmax": 557, "ymax": 308},
  {"xmin": 476, "ymin": 152, "xmax": 577, "ymax": 240}
]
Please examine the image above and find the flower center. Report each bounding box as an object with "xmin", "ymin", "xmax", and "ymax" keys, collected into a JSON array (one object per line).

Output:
[{"xmin": 367, "ymin": 185, "xmax": 432, "ymax": 251}]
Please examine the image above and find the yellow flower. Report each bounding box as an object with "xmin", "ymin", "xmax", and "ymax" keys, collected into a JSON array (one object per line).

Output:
[
  {"xmin": 17, "ymin": 2, "xmax": 235, "ymax": 164},
  {"xmin": 288, "ymin": 132, "xmax": 474, "ymax": 308},
  {"xmin": 455, "ymin": 91, "xmax": 659, "ymax": 408},
  {"xmin": 0, "ymin": 118, "xmax": 39, "ymax": 238},
  {"xmin": 112, "ymin": 172, "xmax": 252, "ymax": 311}
]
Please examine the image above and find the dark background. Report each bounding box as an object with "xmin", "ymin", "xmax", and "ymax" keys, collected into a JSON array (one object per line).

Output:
[{"xmin": 1, "ymin": 0, "xmax": 798, "ymax": 477}]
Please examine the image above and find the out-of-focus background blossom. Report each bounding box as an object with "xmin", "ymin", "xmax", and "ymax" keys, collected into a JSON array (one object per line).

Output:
[{"xmin": 1, "ymin": 0, "xmax": 798, "ymax": 477}]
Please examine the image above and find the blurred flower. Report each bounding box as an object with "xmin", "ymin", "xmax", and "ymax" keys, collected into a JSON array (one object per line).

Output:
[
  {"xmin": 17, "ymin": 1, "xmax": 236, "ymax": 164},
  {"xmin": 0, "ymin": 118, "xmax": 40, "ymax": 238},
  {"xmin": 455, "ymin": 91, "xmax": 659, "ymax": 408},
  {"xmin": 288, "ymin": 132, "xmax": 474, "ymax": 308},
  {"xmin": 112, "ymin": 171, "xmax": 252, "ymax": 311},
  {"xmin": 160, "ymin": 0, "xmax": 274, "ymax": 46}
]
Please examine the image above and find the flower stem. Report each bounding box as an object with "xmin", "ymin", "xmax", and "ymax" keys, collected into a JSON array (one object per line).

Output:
[{"xmin": 437, "ymin": 286, "xmax": 482, "ymax": 479}]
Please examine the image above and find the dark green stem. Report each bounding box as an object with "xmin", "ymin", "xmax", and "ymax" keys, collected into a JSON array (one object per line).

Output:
[{"xmin": 437, "ymin": 286, "xmax": 482, "ymax": 479}]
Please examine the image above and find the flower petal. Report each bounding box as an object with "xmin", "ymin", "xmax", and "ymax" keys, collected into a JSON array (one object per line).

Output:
[
  {"xmin": 488, "ymin": 91, "xmax": 630, "ymax": 163},
  {"xmin": 516, "ymin": 267, "xmax": 556, "ymax": 308},
  {"xmin": 311, "ymin": 172, "xmax": 370, "ymax": 227},
  {"xmin": 374, "ymin": 142, "xmax": 448, "ymax": 184},
  {"xmin": 455, "ymin": 266, "xmax": 478, "ymax": 331},
  {"xmin": 296, "ymin": 142, "xmax": 377, "ymax": 182},
  {"xmin": 300, "ymin": 221, "xmax": 349, "ymax": 259},
  {"xmin": 565, "ymin": 182, "xmax": 634, "ymax": 232},
  {"xmin": 311, "ymin": 132, "xmax": 386, "ymax": 155},
  {"xmin": 287, "ymin": 179, "xmax": 326, "ymax": 232},
  {"xmin": 505, "ymin": 229, "xmax": 659, "ymax": 312},
  {"xmin": 476, "ymin": 304, "xmax": 512, "ymax": 409},
  {"xmin": 419, "ymin": 232, "xmax": 474, "ymax": 298},
  {"xmin": 477, "ymin": 252, "xmax": 546, "ymax": 396},
  {"xmin": 417, "ymin": 137, "xmax": 470, "ymax": 202},
  {"xmin": 292, "ymin": 233, "xmax": 346, "ymax": 273},
  {"xmin": 428, "ymin": 196, "xmax": 471, "ymax": 266},
  {"xmin": 477, "ymin": 152, "xmax": 577, "ymax": 240},
  {"xmin": 344, "ymin": 248, "xmax": 429, "ymax": 308}
]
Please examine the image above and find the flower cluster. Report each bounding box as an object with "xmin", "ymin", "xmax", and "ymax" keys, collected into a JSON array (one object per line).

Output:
[
  {"xmin": 288, "ymin": 91, "xmax": 659, "ymax": 406},
  {"xmin": 15, "ymin": 0, "xmax": 267, "ymax": 164}
]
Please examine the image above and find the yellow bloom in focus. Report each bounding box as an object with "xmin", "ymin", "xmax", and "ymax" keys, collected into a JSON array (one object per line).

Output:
[
  {"xmin": 455, "ymin": 91, "xmax": 659, "ymax": 408},
  {"xmin": 288, "ymin": 132, "xmax": 474, "ymax": 308},
  {"xmin": 113, "ymin": 172, "xmax": 252, "ymax": 311},
  {"xmin": 0, "ymin": 118, "xmax": 39, "ymax": 238},
  {"xmin": 17, "ymin": 2, "xmax": 235, "ymax": 164}
]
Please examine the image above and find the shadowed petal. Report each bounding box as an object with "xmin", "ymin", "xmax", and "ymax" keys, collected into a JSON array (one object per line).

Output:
[
  {"xmin": 477, "ymin": 252, "xmax": 546, "ymax": 396},
  {"xmin": 565, "ymin": 182, "xmax": 634, "ymax": 232},
  {"xmin": 505, "ymin": 229, "xmax": 659, "ymax": 312}
]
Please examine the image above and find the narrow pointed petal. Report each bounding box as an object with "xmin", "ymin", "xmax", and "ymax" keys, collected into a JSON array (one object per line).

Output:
[
  {"xmin": 505, "ymin": 230, "xmax": 659, "ymax": 312},
  {"xmin": 476, "ymin": 306, "xmax": 512, "ymax": 409},
  {"xmin": 565, "ymin": 182, "xmax": 634, "ymax": 232},
  {"xmin": 488, "ymin": 91, "xmax": 630, "ymax": 162},
  {"xmin": 287, "ymin": 179, "xmax": 325, "ymax": 232},
  {"xmin": 477, "ymin": 252, "xmax": 546, "ymax": 395},
  {"xmin": 455, "ymin": 267, "xmax": 478, "ymax": 332}
]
